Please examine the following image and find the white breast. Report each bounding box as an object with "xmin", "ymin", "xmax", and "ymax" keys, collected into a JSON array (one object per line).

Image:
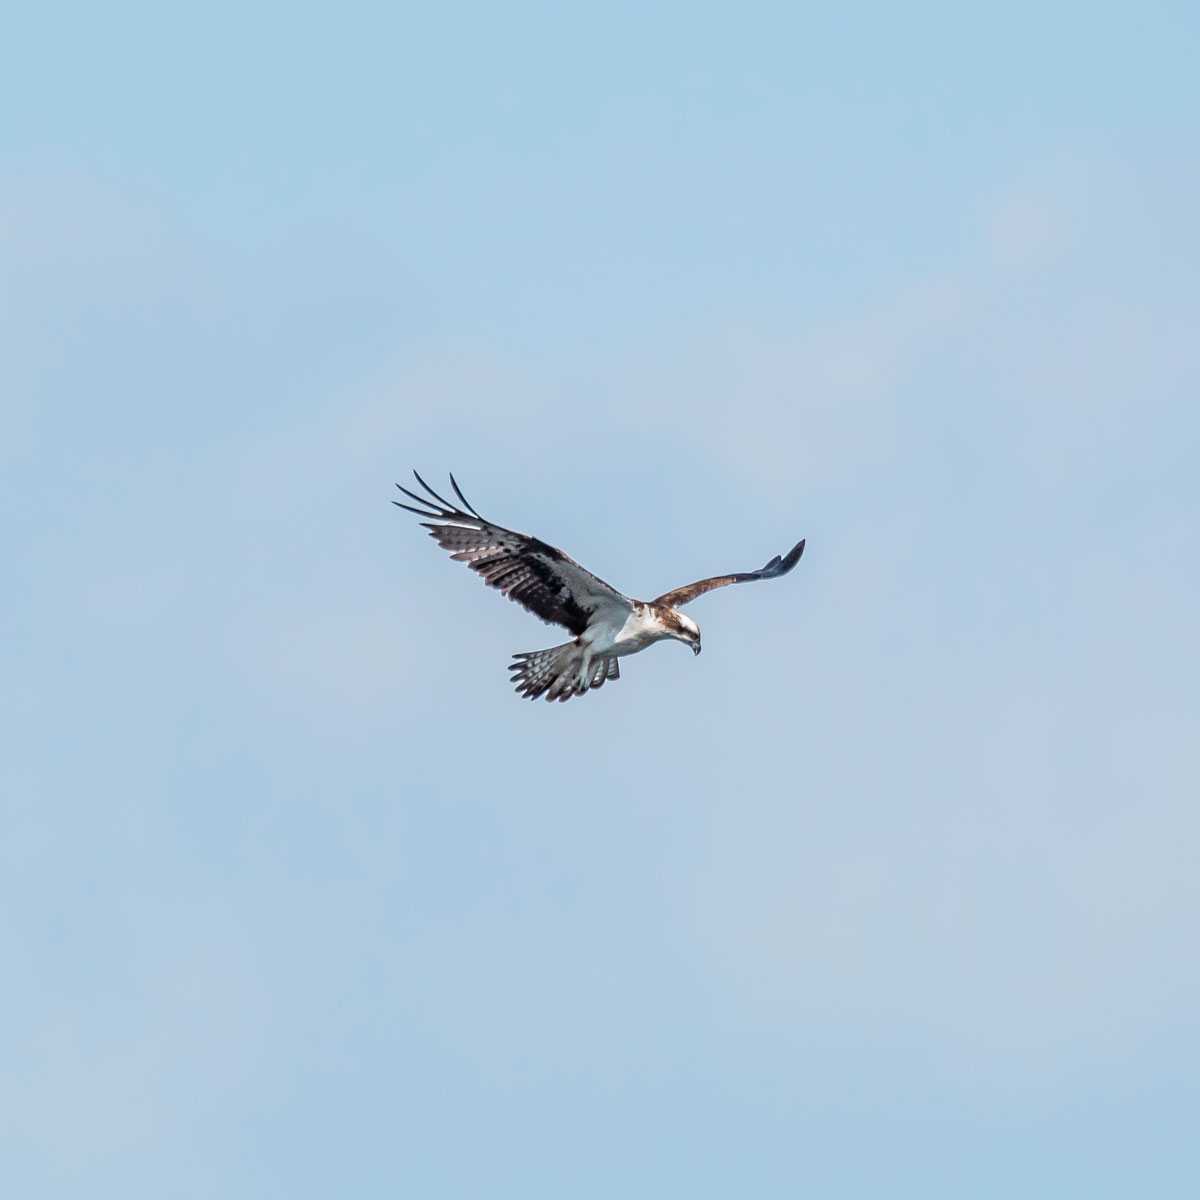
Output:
[{"xmin": 584, "ymin": 606, "xmax": 668, "ymax": 657}]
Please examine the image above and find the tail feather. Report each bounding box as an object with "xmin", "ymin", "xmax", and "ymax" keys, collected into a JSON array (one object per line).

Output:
[
  {"xmin": 508, "ymin": 643, "xmax": 620, "ymax": 702},
  {"xmin": 584, "ymin": 653, "xmax": 620, "ymax": 691}
]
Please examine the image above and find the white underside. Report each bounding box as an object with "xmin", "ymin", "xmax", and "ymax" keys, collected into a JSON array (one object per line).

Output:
[
  {"xmin": 582, "ymin": 604, "xmax": 673, "ymax": 657},
  {"xmin": 511, "ymin": 604, "xmax": 679, "ymax": 701}
]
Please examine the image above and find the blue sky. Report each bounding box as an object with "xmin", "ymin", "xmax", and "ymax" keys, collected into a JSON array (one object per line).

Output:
[{"xmin": 3, "ymin": 3, "xmax": 1199, "ymax": 1196}]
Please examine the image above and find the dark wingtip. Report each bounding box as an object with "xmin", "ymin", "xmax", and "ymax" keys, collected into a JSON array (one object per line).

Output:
[
  {"xmin": 412, "ymin": 469, "xmax": 457, "ymax": 512},
  {"xmin": 394, "ymin": 481, "xmax": 449, "ymax": 517},
  {"xmin": 393, "ymin": 499, "xmax": 443, "ymax": 517},
  {"xmin": 758, "ymin": 540, "xmax": 804, "ymax": 577},
  {"xmin": 448, "ymin": 472, "xmax": 483, "ymax": 518},
  {"xmin": 781, "ymin": 539, "xmax": 805, "ymax": 571}
]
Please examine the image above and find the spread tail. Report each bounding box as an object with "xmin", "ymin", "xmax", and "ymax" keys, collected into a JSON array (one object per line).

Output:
[{"xmin": 508, "ymin": 643, "xmax": 620, "ymax": 702}]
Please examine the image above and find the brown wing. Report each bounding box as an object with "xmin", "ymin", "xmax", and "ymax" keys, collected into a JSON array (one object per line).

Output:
[
  {"xmin": 394, "ymin": 472, "xmax": 633, "ymax": 636},
  {"xmin": 652, "ymin": 539, "xmax": 806, "ymax": 609}
]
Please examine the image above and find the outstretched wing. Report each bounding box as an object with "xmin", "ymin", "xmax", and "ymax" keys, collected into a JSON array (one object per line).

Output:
[
  {"xmin": 652, "ymin": 539, "xmax": 806, "ymax": 609},
  {"xmin": 394, "ymin": 471, "xmax": 633, "ymax": 637}
]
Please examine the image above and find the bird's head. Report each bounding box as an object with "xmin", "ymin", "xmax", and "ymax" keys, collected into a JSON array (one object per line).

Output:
[{"xmin": 671, "ymin": 612, "xmax": 702, "ymax": 656}]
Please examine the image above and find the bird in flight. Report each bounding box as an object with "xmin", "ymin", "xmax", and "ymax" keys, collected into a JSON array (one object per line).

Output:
[{"xmin": 395, "ymin": 472, "xmax": 805, "ymax": 702}]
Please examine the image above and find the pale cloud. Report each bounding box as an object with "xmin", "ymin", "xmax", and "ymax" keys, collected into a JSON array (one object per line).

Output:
[
  {"xmin": 680, "ymin": 695, "xmax": 1200, "ymax": 1083},
  {"xmin": 604, "ymin": 274, "xmax": 973, "ymax": 490}
]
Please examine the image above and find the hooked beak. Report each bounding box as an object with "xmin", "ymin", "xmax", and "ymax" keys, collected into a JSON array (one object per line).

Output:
[{"xmin": 692, "ymin": 642, "xmax": 702, "ymax": 656}]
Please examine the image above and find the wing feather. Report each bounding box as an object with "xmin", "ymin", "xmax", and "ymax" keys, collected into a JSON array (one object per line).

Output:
[
  {"xmin": 652, "ymin": 539, "xmax": 806, "ymax": 608},
  {"xmin": 395, "ymin": 472, "xmax": 632, "ymax": 636}
]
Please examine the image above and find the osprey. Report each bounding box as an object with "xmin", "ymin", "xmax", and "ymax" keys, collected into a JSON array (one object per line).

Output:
[{"xmin": 395, "ymin": 472, "xmax": 806, "ymax": 702}]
